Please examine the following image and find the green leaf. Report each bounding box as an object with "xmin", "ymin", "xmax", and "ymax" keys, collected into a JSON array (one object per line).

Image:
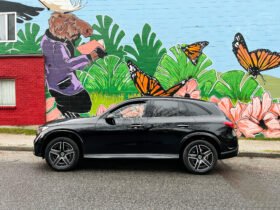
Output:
[
  {"xmin": 16, "ymin": 23, "xmax": 42, "ymax": 54},
  {"xmin": 210, "ymin": 70, "xmax": 265, "ymax": 104},
  {"xmin": 0, "ymin": 23, "xmax": 42, "ymax": 55},
  {"xmin": 90, "ymin": 15, "xmax": 126, "ymax": 59},
  {"xmin": 76, "ymin": 55, "xmax": 137, "ymax": 95},
  {"xmin": 124, "ymin": 23, "xmax": 167, "ymax": 76},
  {"xmin": 154, "ymin": 45, "xmax": 217, "ymax": 99}
]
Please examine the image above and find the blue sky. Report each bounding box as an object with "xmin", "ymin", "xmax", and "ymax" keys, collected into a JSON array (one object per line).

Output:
[{"xmin": 18, "ymin": 0, "xmax": 280, "ymax": 78}]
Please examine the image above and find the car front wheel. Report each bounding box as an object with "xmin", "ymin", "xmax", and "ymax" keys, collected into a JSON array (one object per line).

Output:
[
  {"xmin": 182, "ymin": 140, "xmax": 218, "ymax": 174},
  {"xmin": 45, "ymin": 137, "xmax": 80, "ymax": 171}
]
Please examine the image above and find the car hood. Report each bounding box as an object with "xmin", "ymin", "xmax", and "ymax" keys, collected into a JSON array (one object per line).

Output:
[{"xmin": 43, "ymin": 117, "xmax": 98, "ymax": 127}]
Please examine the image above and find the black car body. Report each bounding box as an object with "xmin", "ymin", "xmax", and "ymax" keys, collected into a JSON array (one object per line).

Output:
[{"xmin": 34, "ymin": 97, "xmax": 238, "ymax": 173}]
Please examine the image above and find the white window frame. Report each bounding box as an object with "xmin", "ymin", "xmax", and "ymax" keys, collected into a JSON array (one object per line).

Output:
[
  {"xmin": 0, "ymin": 12, "xmax": 17, "ymax": 43},
  {"xmin": 0, "ymin": 79, "xmax": 16, "ymax": 107}
]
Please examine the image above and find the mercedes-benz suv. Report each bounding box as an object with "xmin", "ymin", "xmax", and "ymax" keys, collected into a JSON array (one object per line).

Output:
[{"xmin": 34, "ymin": 97, "xmax": 238, "ymax": 174}]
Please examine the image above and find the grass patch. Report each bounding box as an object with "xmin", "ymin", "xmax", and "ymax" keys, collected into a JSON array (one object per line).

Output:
[
  {"xmin": 0, "ymin": 128, "xmax": 36, "ymax": 135},
  {"xmin": 256, "ymin": 74, "xmax": 280, "ymax": 98},
  {"xmin": 263, "ymin": 150, "xmax": 280, "ymax": 153},
  {"xmin": 89, "ymin": 93, "xmax": 140, "ymax": 116},
  {"xmin": 240, "ymin": 137, "xmax": 280, "ymax": 141}
]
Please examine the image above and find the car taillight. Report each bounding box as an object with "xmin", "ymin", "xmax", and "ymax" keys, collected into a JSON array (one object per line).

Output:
[{"xmin": 224, "ymin": 121, "xmax": 234, "ymax": 128}]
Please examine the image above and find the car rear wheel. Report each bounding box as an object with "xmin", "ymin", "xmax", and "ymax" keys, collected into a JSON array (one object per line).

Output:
[
  {"xmin": 45, "ymin": 137, "xmax": 80, "ymax": 171},
  {"xmin": 182, "ymin": 140, "xmax": 218, "ymax": 174}
]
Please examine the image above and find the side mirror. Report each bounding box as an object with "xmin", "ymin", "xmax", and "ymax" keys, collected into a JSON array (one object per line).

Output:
[{"xmin": 105, "ymin": 114, "xmax": 115, "ymax": 125}]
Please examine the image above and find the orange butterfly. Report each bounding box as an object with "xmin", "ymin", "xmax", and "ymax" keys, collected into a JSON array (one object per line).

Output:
[
  {"xmin": 232, "ymin": 33, "xmax": 280, "ymax": 78},
  {"xmin": 181, "ymin": 41, "xmax": 209, "ymax": 65},
  {"xmin": 127, "ymin": 61, "xmax": 187, "ymax": 96}
]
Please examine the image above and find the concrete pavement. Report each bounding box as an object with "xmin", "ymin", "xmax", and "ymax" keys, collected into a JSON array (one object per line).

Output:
[
  {"xmin": 0, "ymin": 151, "xmax": 279, "ymax": 209},
  {"xmin": 0, "ymin": 134, "xmax": 279, "ymax": 157}
]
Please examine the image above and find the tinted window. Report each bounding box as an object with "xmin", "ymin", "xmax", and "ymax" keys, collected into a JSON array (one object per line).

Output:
[
  {"xmin": 179, "ymin": 101, "xmax": 210, "ymax": 116},
  {"xmin": 149, "ymin": 100, "xmax": 179, "ymax": 117},
  {"xmin": 111, "ymin": 103, "xmax": 146, "ymax": 118}
]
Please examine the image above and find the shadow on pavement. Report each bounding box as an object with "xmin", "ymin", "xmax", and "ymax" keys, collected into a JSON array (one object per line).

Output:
[{"xmin": 73, "ymin": 158, "xmax": 226, "ymax": 175}]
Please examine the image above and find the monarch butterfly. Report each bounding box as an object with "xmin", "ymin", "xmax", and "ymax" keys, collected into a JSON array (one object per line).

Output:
[
  {"xmin": 181, "ymin": 41, "xmax": 209, "ymax": 65},
  {"xmin": 232, "ymin": 33, "xmax": 280, "ymax": 79},
  {"xmin": 127, "ymin": 61, "xmax": 187, "ymax": 97}
]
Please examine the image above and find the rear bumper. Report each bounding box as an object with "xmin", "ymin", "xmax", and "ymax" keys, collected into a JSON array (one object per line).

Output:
[{"xmin": 219, "ymin": 145, "xmax": 238, "ymax": 159}]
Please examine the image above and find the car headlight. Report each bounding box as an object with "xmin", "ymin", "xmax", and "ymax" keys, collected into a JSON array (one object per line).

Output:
[{"xmin": 37, "ymin": 126, "xmax": 49, "ymax": 134}]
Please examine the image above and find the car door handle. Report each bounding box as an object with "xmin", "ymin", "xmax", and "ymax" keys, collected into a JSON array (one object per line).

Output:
[
  {"xmin": 130, "ymin": 124, "xmax": 144, "ymax": 129},
  {"xmin": 177, "ymin": 124, "xmax": 189, "ymax": 128}
]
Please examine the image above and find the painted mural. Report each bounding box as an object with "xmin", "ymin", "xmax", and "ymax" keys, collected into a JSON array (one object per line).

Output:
[{"xmin": 0, "ymin": 0, "xmax": 280, "ymax": 138}]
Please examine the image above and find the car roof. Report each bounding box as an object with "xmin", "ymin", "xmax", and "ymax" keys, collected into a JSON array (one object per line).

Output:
[{"xmin": 127, "ymin": 96, "xmax": 210, "ymax": 104}]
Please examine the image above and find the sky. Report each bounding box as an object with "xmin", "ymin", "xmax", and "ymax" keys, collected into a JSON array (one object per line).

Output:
[{"xmin": 16, "ymin": 0, "xmax": 280, "ymax": 78}]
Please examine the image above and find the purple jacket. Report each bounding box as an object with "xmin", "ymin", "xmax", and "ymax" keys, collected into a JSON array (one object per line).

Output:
[{"xmin": 41, "ymin": 32, "xmax": 91, "ymax": 96}]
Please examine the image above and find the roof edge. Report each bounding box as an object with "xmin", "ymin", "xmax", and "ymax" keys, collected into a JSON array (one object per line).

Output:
[{"xmin": 0, "ymin": 54, "xmax": 44, "ymax": 58}]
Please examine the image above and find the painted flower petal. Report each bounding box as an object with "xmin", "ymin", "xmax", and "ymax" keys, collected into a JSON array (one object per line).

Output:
[
  {"xmin": 46, "ymin": 97, "xmax": 56, "ymax": 111},
  {"xmin": 108, "ymin": 104, "xmax": 117, "ymax": 109},
  {"xmin": 175, "ymin": 85, "xmax": 187, "ymax": 97},
  {"xmin": 209, "ymin": 96, "xmax": 220, "ymax": 104},
  {"xmin": 239, "ymin": 102, "xmax": 247, "ymax": 111},
  {"xmin": 262, "ymin": 129, "xmax": 280, "ymax": 138},
  {"xmin": 270, "ymin": 103, "xmax": 280, "ymax": 116},
  {"xmin": 230, "ymin": 102, "xmax": 246, "ymax": 122},
  {"xmin": 263, "ymin": 112, "xmax": 280, "ymax": 130},
  {"xmin": 96, "ymin": 105, "xmax": 107, "ymax": 116},
  {"xmin": 260, "ymin": 92, "xmax": 272, "ymax": 119},
  {"xmin": 235, "ymin": 129, "xmax": 242, "ymax": 138},
  {"xmin": 237, "ymin": 119, "xmax": 263, "ymax": 138},
  {"xmin": 252, "ymin": 97, "xmax": 262, "ymax": 121},
  {"xmin": 241, "ymin": 103, "xmax": 253, "ymax": 119},
  {"xmin": 190, "ymin": 90, "xmax": 201, "ymax": 99},
  {"xmin": 218, "ymin": 98, "xmax": 234, "ymax": 121},
  {"xmin": 185, "ymin": 79, "xmax": 198, "ymax": 93},
  {"xmin": 46, "ymin": 108, "xmax": 62, "ymax": 122}
]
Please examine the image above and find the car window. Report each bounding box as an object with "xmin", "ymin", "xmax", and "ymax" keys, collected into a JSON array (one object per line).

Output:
[
  {"xmin": 111, "ymin": 103, "xmax": 146, "ymax": 118},
  {"xmin": 179, "ymin": 101, "xmax": 210, "ymax": 116},
  {"xmin": 148, "ymin": 100, "xmax": 180, "ymax": 117}
]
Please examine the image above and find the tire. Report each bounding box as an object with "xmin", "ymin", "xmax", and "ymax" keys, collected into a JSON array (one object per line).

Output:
[
  {"xmin": 182, "ymin": 140, "xmax": 218, "ymax": 174},
  {"xmin": 45, "ymin": 137, "xmax": 80, "ymax": 171}
]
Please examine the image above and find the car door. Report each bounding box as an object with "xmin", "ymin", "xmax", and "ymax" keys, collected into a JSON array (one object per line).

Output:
[
  {"xmin": 145, "ymin": 99, "xmax": 196, "ymax": 154},
  {"xmin": 85, "ymin": 102, "xmax": 149, "ymax": 155}
]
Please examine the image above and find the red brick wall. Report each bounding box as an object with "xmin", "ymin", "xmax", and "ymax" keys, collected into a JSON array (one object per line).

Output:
[{"xmin": 0, "ymin": 56, "xmax": 46, "ymax": 125}]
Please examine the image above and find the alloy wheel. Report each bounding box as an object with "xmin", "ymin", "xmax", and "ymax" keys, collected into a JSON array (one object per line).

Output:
[
  {"xmin": 48, "ymin": 141, "xmax": 76, "ymax": 169},
  {"xmin": 187, "ymin": 144, "xmax": 214, "ymax": 173}
]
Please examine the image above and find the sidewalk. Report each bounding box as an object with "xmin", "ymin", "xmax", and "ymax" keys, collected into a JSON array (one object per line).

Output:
[{"xmin": 0, "ymin": 134, "xmax": 279, "ymax": 157}]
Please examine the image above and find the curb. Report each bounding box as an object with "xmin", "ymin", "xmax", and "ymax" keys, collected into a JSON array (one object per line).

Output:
[
  {"xmin": 238, "ymin": 152, "xmax": 280, "ymax": 158},
  {"xmin": 0, "ymin": 146, "xmax": 280, "ymax": 158},
  {"xmin": 0, "ymin": 146, "xmax": 33, "ymax": 152}
]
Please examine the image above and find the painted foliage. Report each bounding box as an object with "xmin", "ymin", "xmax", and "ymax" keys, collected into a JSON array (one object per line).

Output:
[{"xmin": 0, "ymin": 0, "xmax": 280, "ymax": 138}]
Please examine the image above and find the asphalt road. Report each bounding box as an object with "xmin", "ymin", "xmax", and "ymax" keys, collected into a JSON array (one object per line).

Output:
[{"xmin": 0, "ymin": 151, "xmax": 279, "ymax": 210}]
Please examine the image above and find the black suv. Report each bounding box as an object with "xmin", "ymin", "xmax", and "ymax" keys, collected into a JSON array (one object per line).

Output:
[{"xmin": 34, "ymin": 97, "xmax": 238, "ymax": 174}]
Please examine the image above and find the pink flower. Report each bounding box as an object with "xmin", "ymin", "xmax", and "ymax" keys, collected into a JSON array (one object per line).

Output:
[
  {"xmin": 96, "ymin": 104, "xmax": 107, "ymax": 116},
  {"xmin": 270, "ymin": 103, "xmax": 280, "ymax": 117},
  {"xmin": 210, "ymin": 93, "xmax": 280, "ymax": 138},
  {"xmin": 96, "ymin": 104, "xmax": 116, "ymax": 116},
  {"xmin": 175, "ymin": 79, "xmax": 201, "ymax": 99},
  {"xmin": 238, "ymin": 93, "xmax": 280, "ymax": 138},
  {"xmin": 46, "ymin": 97, "xmax": 62, "ymax": 122},
  {"xmin": 210, "ymin": 96, "xmax": 247, "ymax": 137}
]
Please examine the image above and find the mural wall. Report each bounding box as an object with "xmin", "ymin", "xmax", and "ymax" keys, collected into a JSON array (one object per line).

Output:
[{"xmin": 0, "ymin": 0, "xmax": 280, "ymax": 138}]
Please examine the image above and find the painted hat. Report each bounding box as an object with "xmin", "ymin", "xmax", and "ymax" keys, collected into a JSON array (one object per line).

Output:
[{"xmin": 39, "ymin": 0, "xmax": 85, "ymax": 13}]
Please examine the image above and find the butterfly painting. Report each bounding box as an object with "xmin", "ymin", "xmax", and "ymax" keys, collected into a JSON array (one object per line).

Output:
[
  {"xmin": 232, "ymin": 33, "xmax": 280, "ymax": 79},
  {"xmin": 127, "ymin": 61, "xmax": 187, "ymax": 97},
  {"xmin": 181, "ymin": 41, "xmax": 209, "ymax": 65}
]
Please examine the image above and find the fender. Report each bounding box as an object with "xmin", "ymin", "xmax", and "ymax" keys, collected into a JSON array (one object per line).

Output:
[
  {"xmin": 180, "ymin": 131, "xmax": 221, "ymax": 148},
  {"xmin": 42, "ymin": 129, "xmax": 85, "ymax": 152}
]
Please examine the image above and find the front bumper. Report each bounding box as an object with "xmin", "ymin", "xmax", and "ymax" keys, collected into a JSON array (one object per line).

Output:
[{"xmin": 33, "ymin": 134, "xmax": 44, "ymax": 157}]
